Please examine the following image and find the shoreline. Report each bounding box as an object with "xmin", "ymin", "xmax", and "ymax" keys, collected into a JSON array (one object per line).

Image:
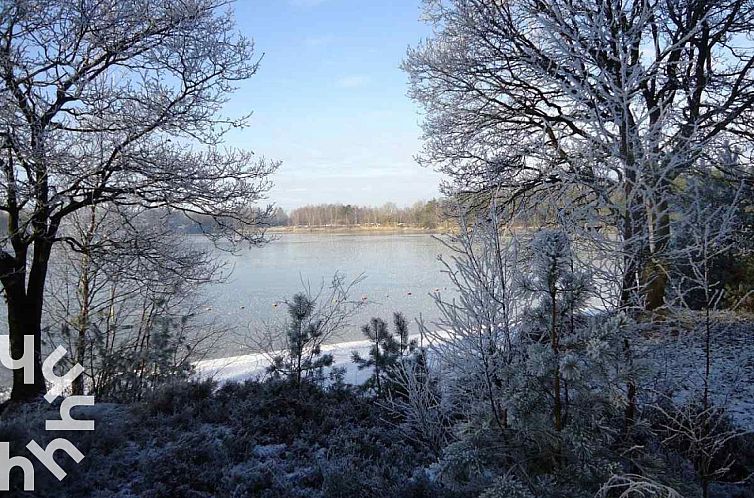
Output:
[
  {"xmin": 194, "ymin": 317, "xmax": 754, "ymax": 429},
  {"xmin": 194, "ymin": 333, "xmax": 434, "ymax": 386},
  {"xmin": 267, "ymin": 225, "xmax": 448, "ymax": 235}
]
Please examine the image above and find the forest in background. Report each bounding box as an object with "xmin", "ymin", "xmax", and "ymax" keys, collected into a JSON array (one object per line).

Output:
[{"xmin": 270, "ymin": 199, "xmax": 448, "ymax": 229}]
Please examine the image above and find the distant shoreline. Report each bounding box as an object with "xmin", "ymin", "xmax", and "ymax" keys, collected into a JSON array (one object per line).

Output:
[{"xmin": 267, "ymin": 225, "xmax": 448, "ymax": 234}]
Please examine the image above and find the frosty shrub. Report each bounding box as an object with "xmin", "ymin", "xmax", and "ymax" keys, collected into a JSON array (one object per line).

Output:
[
  {"xmin": 670, "ymin": 163, "xmax": 754, "ymax": 313},
  {"xmin": 352, "ymin": 312, "xmax": 418, "ymax": 396},
  {"xmin": 42, "ymin": 205, "xmax": 225, "ymax": 402},
  {"xmin": 260, "ymin": 273, "xmax": 365, "ymax": 386},
  {"xmin": 85, "ymin": 310, "xmax": 198, "ymax": 402},
  {"xmin": 423, "ymin": 207, "xmax": 524, "ymax": 436},
  {"xmin": 383, "ymin": 347, "xmax": 453, "ymax": 456},
  {"xmin": 419, "ymin": 218, "xmax": 670, "ymax": 496},
  {"xmin": 595, "ymin": 474, "xmax": 685, "ymax": 498},
  {"xmin": 479, "ymin": 475, "xmax": 536, "ymax": 498}
]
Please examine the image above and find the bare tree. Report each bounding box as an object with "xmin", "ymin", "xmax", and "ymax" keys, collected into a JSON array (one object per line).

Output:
[
  {"xmin": 423, "ymin": 202, "xmax": 524, "ymax": 433},
  {"xmin": 404, "ymin": 0, "xmax": 754, "ymax": 312},
  {"xmin": 0, "ymin": 0, "xmax": 278, "ymax": 401},
  {"xmin": 660, "ymin": 174, "xmax": 751, "ymax": 497},
  {"xmin": 45, "ymin": 203, "xmax": 224, "ymax": 399}
]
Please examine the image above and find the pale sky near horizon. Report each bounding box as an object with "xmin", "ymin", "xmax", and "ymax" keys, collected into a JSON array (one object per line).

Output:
[{"xmin": 221, "ymin": 0, "xmax": 444, "ymax": 211}]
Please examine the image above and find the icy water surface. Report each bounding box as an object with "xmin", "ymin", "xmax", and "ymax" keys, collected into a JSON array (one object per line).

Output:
[
  {"xmin": 0, "ymin": 233, "xmax": 452, "ymax": 390},
  {"xmin": 206, "ymin": 232, "xmax": 452, "ymax": 355}
]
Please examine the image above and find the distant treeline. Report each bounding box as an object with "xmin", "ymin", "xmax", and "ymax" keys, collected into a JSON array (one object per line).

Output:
[
  {"xmin": 0, "ymin": 200, "xmax": 452, "ymax": 238},
  {"xmin": 270, "ymin": 199, "xmax": 449, "ymax": 229}
]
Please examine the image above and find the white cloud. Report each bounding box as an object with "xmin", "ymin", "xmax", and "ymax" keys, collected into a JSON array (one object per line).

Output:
[{"xmin": 336, "ymin": 75, "xmax": 371, "ymax": 89}]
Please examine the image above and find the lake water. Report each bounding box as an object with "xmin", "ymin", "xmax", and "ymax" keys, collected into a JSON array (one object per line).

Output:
[
  {"xmin": 0, "ymin": 233, "xmax": 452, "ymax": 390},
  {"xmin": 205, "ymin": 232, "xmax": 452, "ymax": 356}
]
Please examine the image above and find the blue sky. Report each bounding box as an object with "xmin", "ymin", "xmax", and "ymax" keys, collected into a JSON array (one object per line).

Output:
[{"xmin": 222, "ymin": 0, "xmax": 443, "ymax": 211}]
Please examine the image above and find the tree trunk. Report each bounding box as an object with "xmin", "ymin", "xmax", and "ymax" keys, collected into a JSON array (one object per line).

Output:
[
  {"xmin": 644, "ymin": 194, "xmax": 671, "ymax": 311},
  {"xmin": 72, "ymin": 207, "xmax": 97, "ymax": 396},
  {"xmin": 643, "ymin": 259, "xmax": 667, "ymax": 311},
  {"xmin": 619, "ymin": 119, "xmax": 647, "ymax": 310},
  {"xmin": 374, "ymin": 335, "xmax": 382, "ymax": 397},
  {"xmin": 623, "ymin": 338, "xmax": 636, "ymax": 430},
  {"xmin": 551, "ymin": 292, "xmax": 562, "ymax": 433},
  {"xmin": 6, "ymin": 280, "xmax": 45, "ymax": 402},
  {"xmin": 72, "ymin": 327, "xmax": 87, "ymax": 396},
  {"xmin": 6, "ymin": 238, "xmax": 53, "ymax": 402}
]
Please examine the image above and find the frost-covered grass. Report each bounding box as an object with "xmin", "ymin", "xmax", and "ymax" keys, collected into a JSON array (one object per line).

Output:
[
  {"xmin": 0, "ymin": 379, "xmax": 448, "ymax": 498},
  {"xmin": 2, "ymin": 314, "xmax": 753, "ymax": 497},
  {"xmin": 644, "ymin": 312, "xmax": 754, "ymax": 430}
]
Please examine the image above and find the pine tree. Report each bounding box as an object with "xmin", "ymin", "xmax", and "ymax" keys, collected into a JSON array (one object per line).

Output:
[
  {"xmin": 353, "ymin": 312, "xmax": 416, "ymax": 396},
  {"xmin": 268, "ymin": 293, "xmax": 333, "ymax": 386},
  {"xmin": 520, "ymin": 229, "xmax": 591, "ymax": 435}
]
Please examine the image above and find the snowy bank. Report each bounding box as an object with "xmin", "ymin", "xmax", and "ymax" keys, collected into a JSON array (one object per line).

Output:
[
  {"xmin": 194, "ymin": 333, "xmax": 432, "ymax": 386},
  {"xmin": 195, "ymin": 320, "xmax": 754, "ymax": 430}
]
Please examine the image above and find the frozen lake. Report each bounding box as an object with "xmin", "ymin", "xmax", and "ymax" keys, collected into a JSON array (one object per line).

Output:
[
  {"xmin": 206, "ymin": 232, "xmax": 452, "ymax": 354},
  {"xmin": 0, "ymin": 232, "xmax": 453, "ymax": 390}
]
